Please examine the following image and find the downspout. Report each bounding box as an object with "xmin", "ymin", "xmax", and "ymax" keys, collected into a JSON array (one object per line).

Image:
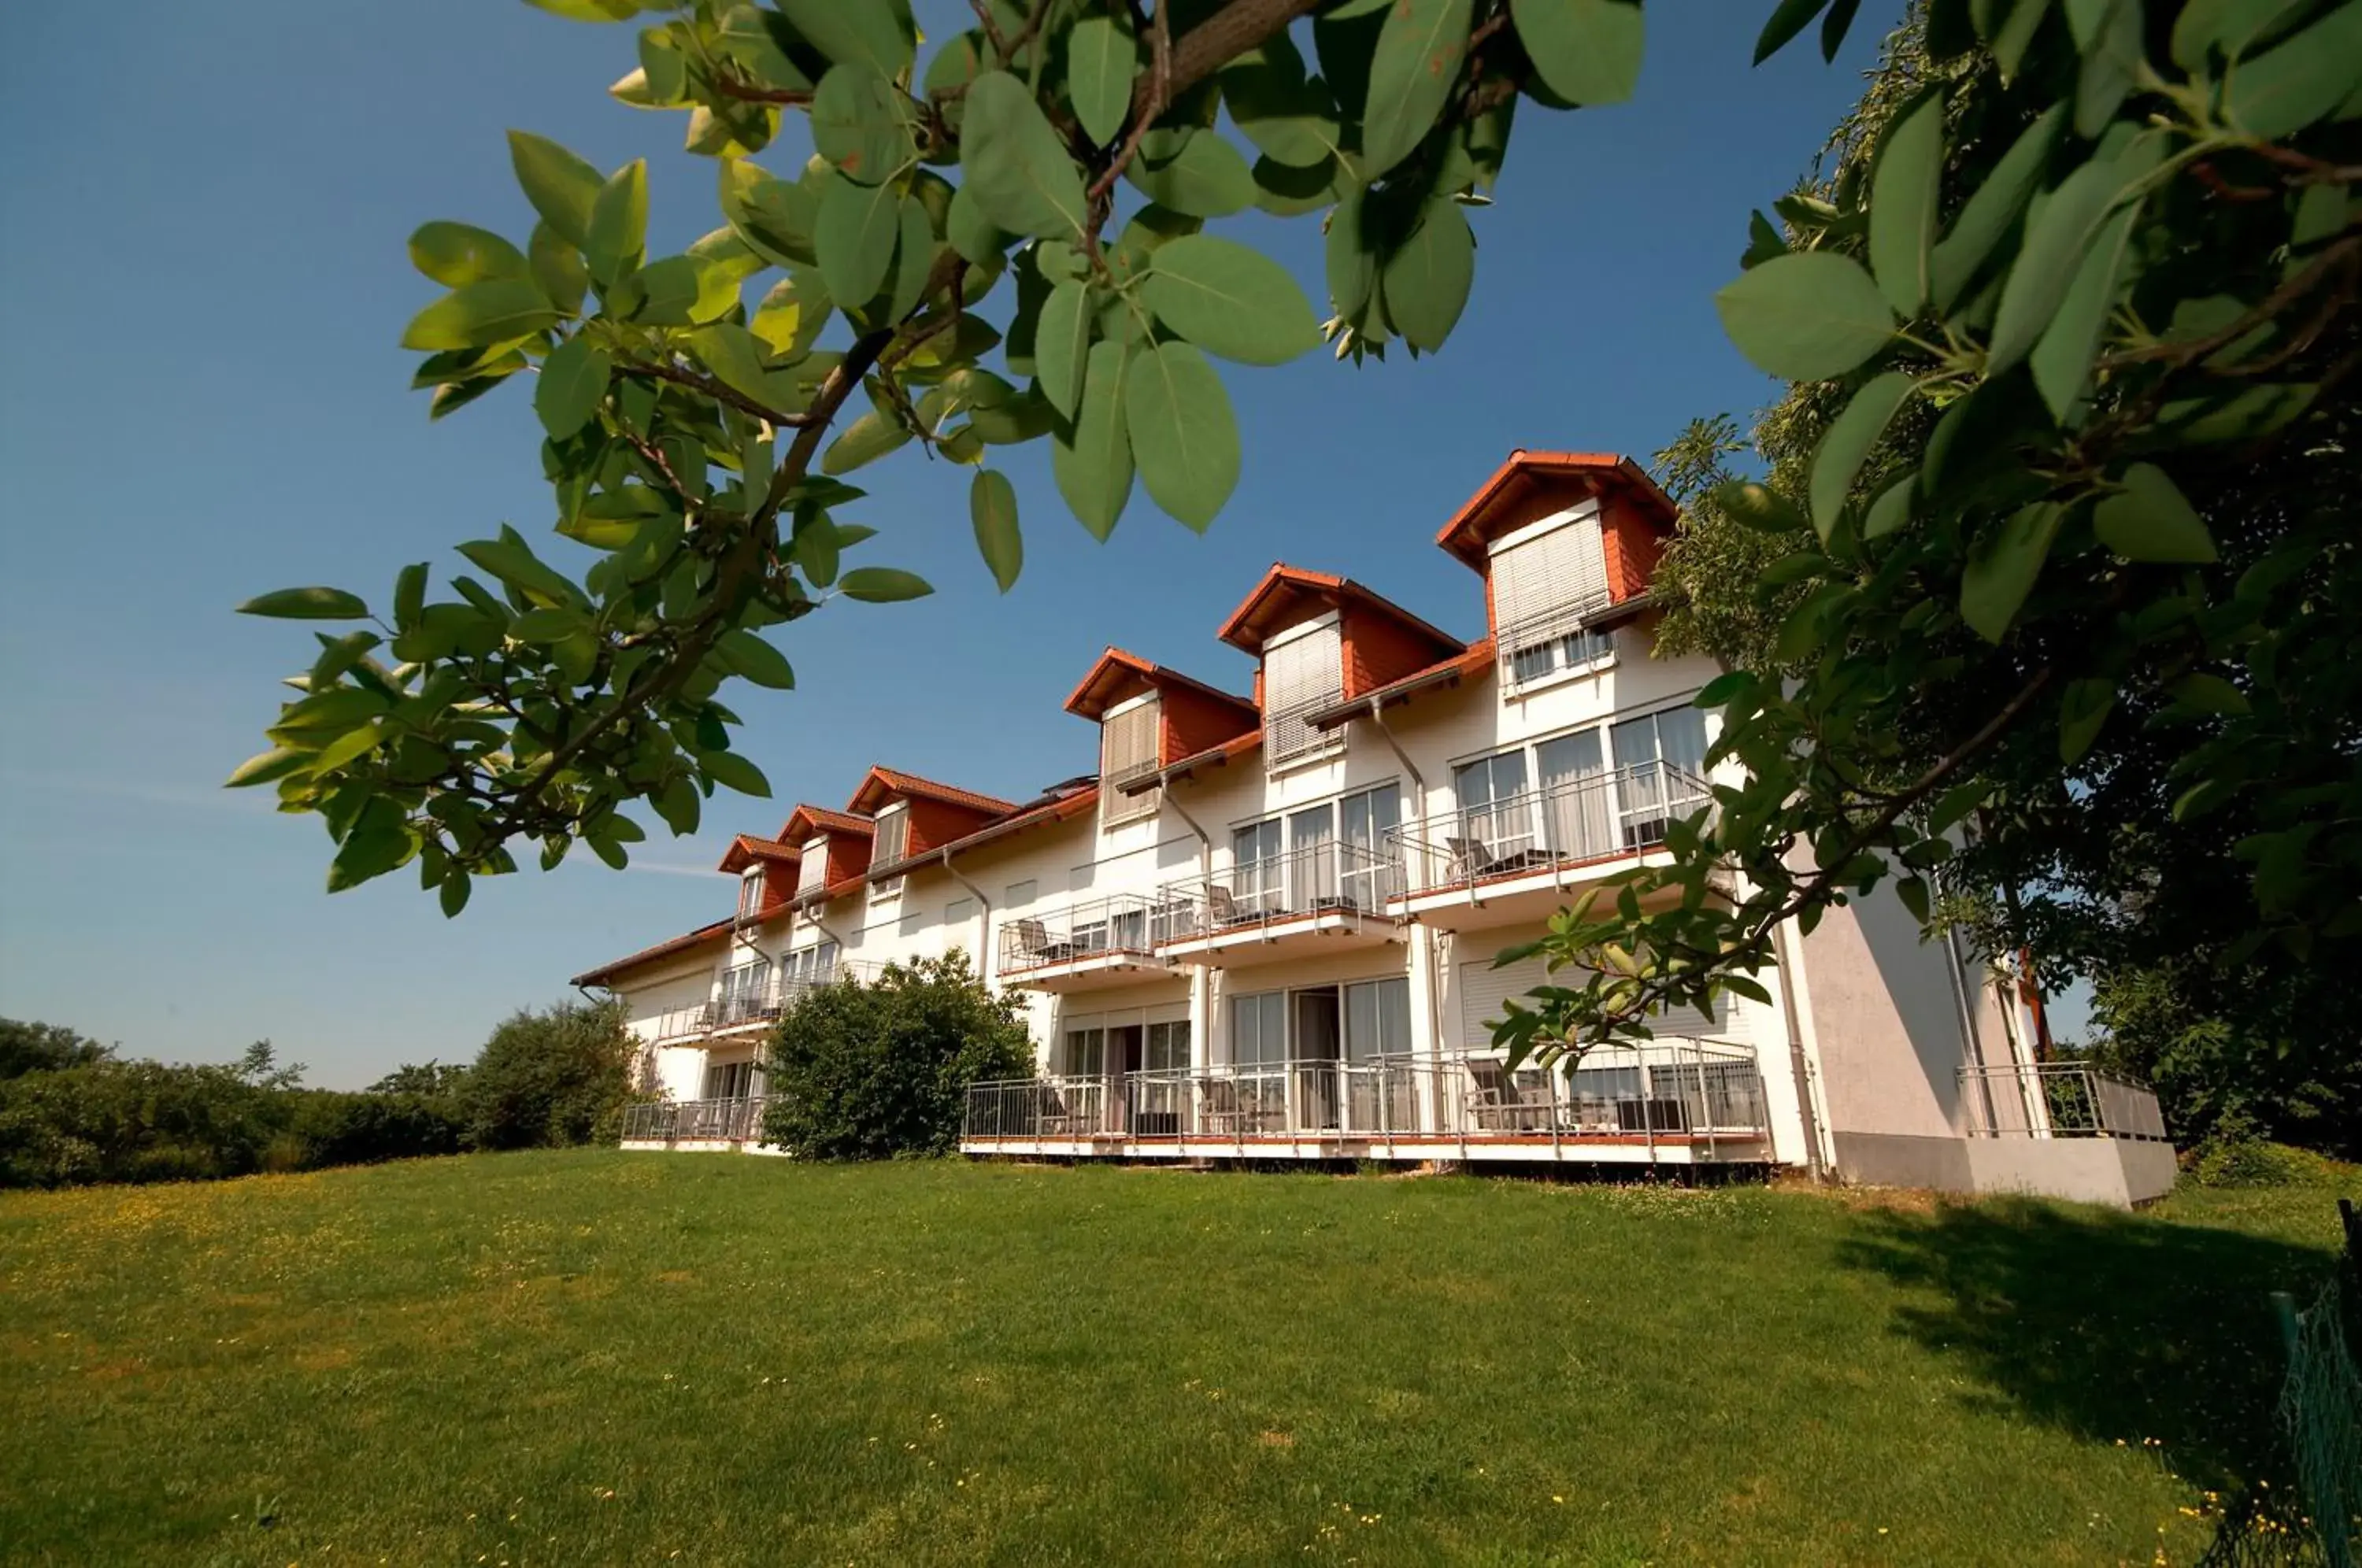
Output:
[
  {"xmin": 1771, "ymin": 918, "xmax": 1827, "ymax": 1181},
  {"xmin": 1942, "ymin": 919, "xmax": 1990, "ymax": 1133},
  {"xmin": 937, "ymin": 845, "xmax": 993, "ymax": 983},
  {"xmin": 1161, "ymin": 773, "xmax": 1219, "ymax": 1078}
]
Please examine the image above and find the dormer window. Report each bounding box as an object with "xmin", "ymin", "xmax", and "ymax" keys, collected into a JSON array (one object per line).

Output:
[
  {"xmin": 1263, "ymin": 613, "xmax": 1346, "ymax": 772},
  {"xmin": 1101, "ymin": 693, "xmax": 1161, "ymax": 825},
  {"xmin": 1492, "ymin": 501, "xmax": 1613, "ymax": 697},
  {"xmin": 796, "ymin": 838, "xmax": 827, "ymax": 899},
  {"xmin": 736, "ymin": 868, "xmax": 765, "ymax": 920},
  {"xmin": 871, "ymin": 804, "xmax": 909, "ymax": 898}
]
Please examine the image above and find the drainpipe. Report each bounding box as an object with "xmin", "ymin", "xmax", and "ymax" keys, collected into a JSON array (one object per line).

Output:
[
  {"xmin": 1771, "ymin": 919, "xmax": 1826, "ymax": 1181},
  {"xmin": 1161, "ymin": 784, "xmax": 1218, "ymax": 1079},
  {"xmin": 1942, "ymin": 919, "xmax": 1990, "ymax": 1134},
  {"xmin": 937, "ymin": 845, "xmax": 993, "ymax": 985}
]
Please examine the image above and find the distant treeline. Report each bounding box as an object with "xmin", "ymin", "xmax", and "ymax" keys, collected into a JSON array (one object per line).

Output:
[{"xmin": 0, "ymin": 1004, "xmax": 637, "ymax": 1189}]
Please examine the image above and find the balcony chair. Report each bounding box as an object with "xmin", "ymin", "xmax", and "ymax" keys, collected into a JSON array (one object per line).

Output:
[
  {"xmin": 1464, "ymin": 1058, "xmax": 1554, "ymax": 1132},
  {"xmin": 1206, "ymin": 884, "xmax": 1257, "ymax": 929},
  {"xmin": 1198, "ymin": 1076, "xmax": 1250, "ymax": 1136},
  {"xmin": 1446, "ymin": 835, "xmax": 1498, "ymax": 882}
]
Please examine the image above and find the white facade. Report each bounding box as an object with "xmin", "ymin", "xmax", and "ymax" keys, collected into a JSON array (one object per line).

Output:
[{"xmin": 580, "ymin": 452, "xmax": 2171, "ymax": 1205}]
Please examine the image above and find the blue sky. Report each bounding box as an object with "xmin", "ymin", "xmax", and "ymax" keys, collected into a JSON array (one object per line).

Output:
[{"xmin": 0, "ymin": 0, "xmax": 2038, "ymax": 1088}]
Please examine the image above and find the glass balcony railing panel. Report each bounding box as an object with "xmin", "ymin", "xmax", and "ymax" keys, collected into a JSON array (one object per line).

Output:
[
  {"xmin": 1157, "ymin": 841, "xmax": 1403, "ymax": 939},
  {"xmin": 1392, "ymin": 760, "xmax": 1715, "ymax": 893},
  {"xmin": 998, "ymin": 894, "xmax": 1171, "ymax": 972}
]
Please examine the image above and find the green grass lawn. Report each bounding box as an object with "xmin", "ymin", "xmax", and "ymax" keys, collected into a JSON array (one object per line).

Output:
[{"xmin": 0, "ymin": 1152, "xmax": 2351, "ymax": 1567}]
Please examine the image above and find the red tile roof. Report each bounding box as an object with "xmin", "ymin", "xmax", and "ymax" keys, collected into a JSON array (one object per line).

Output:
[
  {"xmin": 570, "ymin": 918, "xmax": 732, "ymax": 988},
  {"xmin": 1214, "ymin": 564, "xmax": 1464, "ymax": 658},
  {"xmin": 1062, "ymin": 647, "xmax": 1261, "ymax": 723},
  {"xmin": 1308, "ymin": 638, "xmax": 1496, "ymax": 729},
  {"xmin": 779, "ymin": 803, "xmax": 873, "ymax": 843},
  {"xmin": 846, "ymin": 766, "xmax": 1019, "ymax": 817},
  {"xmin": 716, "ymin": 834, "xmax": 799, "ymax": 875},
  {"xmin": 1433, "ymin": 449, "xmax": 1676, "ymax": 572}
]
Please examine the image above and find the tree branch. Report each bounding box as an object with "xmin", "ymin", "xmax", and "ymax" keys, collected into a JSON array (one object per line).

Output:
[{"xmin": 613, "ymin": 357, "xmax": 816, "ymax": 430}]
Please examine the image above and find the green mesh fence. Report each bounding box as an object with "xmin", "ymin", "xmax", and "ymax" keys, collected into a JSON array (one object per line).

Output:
[{"xmin": 2199, "ymin": 1199, "xmax": 2360, "ymax": 1568}]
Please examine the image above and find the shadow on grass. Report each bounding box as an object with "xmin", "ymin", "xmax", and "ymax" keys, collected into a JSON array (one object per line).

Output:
[{"xmin": 1836, "ymin": 1199, "xmax": 2336, "ymax": 1492}]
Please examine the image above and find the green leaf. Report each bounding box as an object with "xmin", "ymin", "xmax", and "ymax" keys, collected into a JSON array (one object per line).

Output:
[
  {"xmin": 821, "ymin": 408, "xmax": 913, "ymax": 475},
  {"xmin": 1694, "ymin": 670, "xmax": 1757, "ymax": 708},
  {"xmin": 2094, "ymin": 463, "xmax": 2217, "ymax": 563},
  {"xmin": 458, "ymin": 526, "xmax": 582, "ymax": 605},
  {"xmin": 716, "ymin": 629, "xmax": 795, "ymax": 689},
  {"xmin": 1221, "ymin": 36, "xmax": 1341, "ymax": 167},
  {"xmin": 327, "ymin": 798, "xmax": 414, "ymax": 893},
  {"xmin": 506, "ymin": 131, "xmax": 605, "ymax": 248},
  {"xmin": 2226, "ymin": 3, "xmax": 2362, "ymax": 137},
  {"xmin": 970, "ymin": 468, "xmax": 1024, "ymax": 592},
  {"xmin": 1960, "ymin": 501, "xmax": 2064, "ymax": 643},
  {"xmin": 816, "ymin": 170, "xmax": 905, "ymax": 312},
  {"xmin": 690, "ymin": 321, "xmax": 796, "ymax": 414},
  {"xmin": 2171, "ymin": 672, "xmax": 2249, "ymax": 715},
  {"xmin": 794, "ymin": 512, "xmax": 841, "ymax": 586},
  {"xmin": 1712, "ymin": 253, "xmax": 1894, "ymax": 381},
  {"xmin": 528, "ymin": 221, "xmax": 590, "ymax": 316},
  {"xmin": 239, "ymin": 586, "xmax": 371, "ymax": 620},
  {"xmin": 510, "ymin": 605, "xmax": 587, "ymax": 643},
  {"xmin": 812, "ymin": 63, "xmax": 916, "ymax": 185},
  {"xmin": 1067, "ymin": 17, "xmax": 1138, "ymax": 146},
  {"xmin": 1862, "ymin": 470, "xmax": 1915, "ymax": 540},
  {"xmin": 400, "ymin": 281, "xmax": 558, "ymax": 351},
  {"xmin": 838, "ymin": 568, "xmax": 935, "ymax": 603},
  {"xmin": 1808, "ymin": 372, "xmax": 1918, "ymax": 542},
  {"xmin": 1362, "ymin": 0, "xmax": 1472, "ymax": 179},
  {"xmin": 718, "ymin": 157, "xmax": 817, "ymax": 268},
  {"xmin": 393, "ymin": 564, "xmax": 428, "ymax": 631},
  {"xmin": 1124, "ymin": 133, "xmax": 1256, "ymax": 220},
  {"xmin": 775, "ymin": 0, "xmax": 911, "ymax": 76},
  {"xmin": 617, "ymin": 254, "xmax": 734, "ymax": 325},
  {"xmin": 886, "ymin": 193, "xmax": 935, "ymax": 324},
  {"xmin": 946, "ymin": 183, "xmax": 1012, "ymax": 267},
  {"xmin": 2058, "ymin": 676, "xmax": 2116, "ymax": 764},
  {"xmin": 439, "ymin": 869, "xmax": 472, "ymax": 918},
  {"xmin": 962, "ymin": 72, "xmax": 1090, "ymax": 239},
  {"xmin": 1038, "ymin": 279, "xmax": 1092, "ymax": 418},
  {"xmin": 535, "ymin": 335, "xmax": 611, "ymax": 440},
  {"xmin": 407, "ymin": 222, "xmax": 529, "ymax": 288},
  {"xmin": 2030, "ymin": 196, "xmax": 2141, "ymax": 421},
  {"xmin": 1510, "ymin": 0, "xmax": 1645, "ymax": 105},
  {"xmin": 225, "ymin": 747, "xmax": 317, "ymax": 788},
  {"xmin": 1988, "ymin": 135, "xmax": 2162, "ymax": 376},
  {"xmin": 1895, "ymin": 874, "xmax": 1931, "ymax": 925},
  {"xmin": 584, "ymin": 159, "xmax": 648, "ymax": 289},
  {"xmin": 1712, "ymin": 480, "xmax": 1809, "ymax": 534},
  {"xmin": 1326, "ymin": 184, "xmax": 1377, "ymax": 328},
  {"xmin": 1989, "ymin": 0, "xmax": 2054, "ymax": 80},
  {"xmin": 1381, "ymin": 199, "xmax": 1475, "ymax": 353},
  {"xmin": 1124, "ymin": 340, "xmax": 1240, "ymax": 531},
  {"xmin": 1754, "ymin": 0, "xmax": 1832, "ymax": 61},
  {"xmin": 1141, "ymin": 235, "xmax": 1324, "ymax": 366},
  {"xmin": 702, "ymin": 749, "xmax": 773, "ymax": 799},
  {"xmin": 2171, "ymin": 0, "xmax": 2309, "ymax": 69},
  {"xmin": 1054, "ymin": 338, "xmax": 1135, "ymax": 540},
  {"xmin": 1929, "ymin": 104, "xmax": 2064, "ymax": 311},
  {"xmin": 1868, "ymin": 91, "xmax": 1943, "ymax": 317}
]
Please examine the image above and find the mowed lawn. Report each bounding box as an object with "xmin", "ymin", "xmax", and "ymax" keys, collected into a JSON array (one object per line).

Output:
[{"xmin": 0, "ymin": 1154, "xmax": 2350, "ymax": 1567}]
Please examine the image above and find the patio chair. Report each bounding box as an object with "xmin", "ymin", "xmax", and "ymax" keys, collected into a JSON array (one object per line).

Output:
[
  {"xmin": 1206, "ymin": 884, "xmax": 1251, "ymax": 928},
  {"xmin": 1464, "ymin": 1058, "xmax": 1551, "ymax": 1132},
  {"xmin": 1012, "ymin": 918, "xmax": 1052, "ymax": 963},
  {"xmin": 1446, "ymin": 835, "xmax": 1498, "ymax": 882},
  {"xmin": 1035, "ymin": 1082, "xmax": 1075, "ymax": 1138},
  {"xmin": 1198, "ymin": 1076, "xmax": 1249, "ymax": 1136}
]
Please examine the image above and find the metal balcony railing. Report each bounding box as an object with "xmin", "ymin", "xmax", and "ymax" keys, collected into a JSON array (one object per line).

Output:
[
  {"xmin": 1264, "ymin": 697, "xmax": 1349, "ymax": 772},
  {"xmin": 1392, "ymin": 760, "xmax": 1715, "ymax": 895},
  {"xmin": 961, "ymin": 1041, "xmax": 1770, "ymax": 1155},
  {"xmin": 1157, "ymin": 839, "xmax": 1405, "ymax": 941},
  {"xmin": 709, "ymin": 959, "xmax": 883, "ymax": 1030},
  {"xmin": 1495, "ymin": 590, "xmax": 1616, "ymax": 692},
  {"xmin": 998, "ymin": 893, "xmax": 1178, "ymax": 974},
  {"xmin": 1959, "ymin": 1063, "xmax": 2169, "ymax": 1140},
  {"xmin": 644, "ymin": 1004, "xmax": 712, "ymax": 1045},
  {"xmin": 779, "ymin": 957, "xmax": 881, "ymax": 1002},
  {"xmin": 621, "ymin": 1096, "xmax": 772, "ymax": 1144}
]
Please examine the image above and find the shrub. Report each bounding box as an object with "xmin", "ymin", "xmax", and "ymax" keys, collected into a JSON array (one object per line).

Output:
[
  {"xmin": 284, "ymin": 1089, "xmax": 468, "ymax": 1168},
  {"xmin": 0, "ymin": 1019, "xmax": 112, "ymax": 1079},
  {"xmin": 459, "ymin": 999, "xmax": 635, "ymax": 1151},
  {"xmin": 0, "ymin": 1045, "xmax": 295, "ymax": 1187},
  {"xmin": 762, "ymin": 952, "xmax": 1033, "ymax": 1159},
  {"xmin": 2187, "ymin": 1114, "xmax": 2311, "ymax": 1189}
]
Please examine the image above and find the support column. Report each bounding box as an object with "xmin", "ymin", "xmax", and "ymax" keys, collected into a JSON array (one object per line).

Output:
[{"xmin": 1409, "ymin": 926, "xmax": 1447, "ymax": 1135}]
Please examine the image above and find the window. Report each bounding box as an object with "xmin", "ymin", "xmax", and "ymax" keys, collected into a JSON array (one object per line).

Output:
[
  {"xmin": 1145, "ymin": 1019, "xmax": 1190, "ymax": 1073},
  {"xmin": 736, "ymin": 869, "xmax": 765, "ymax": 919},
  {"xmin": 943, "ymin": 896, "xmax": 974, "ymax": 930},
  {"xmin": 1609, "ymin": 704, "xmax": 1712, "ymax": 849},
  {"xmin": 1064, "ymin": 1026, "xmax": 1107, "ymax": 1078},
  {"xmin": 1262, "ymin": 614, "xmax": 1346, "ymax": 771},
  {"xmin": 1231, "ymin": 990, "xmax": 1289, "ymax": 1069},
  {"xmin": 1343, "ymin": 977, "xmax": 1412, "ymax": 1062},
  {"xmin": 702, "ymin": 1059, "xmax": 755, "ymax": 1099},
  {"xmin": 1453, "ymin": 749, "xmax": 1537, "ymax": 865},
  {"xmin": 1101, "ymin": 693, "xmax": 1162, "ymax": 825},
  {"xmin": 1231, "ymin": 817, "xmax": 1283, "ymax": 916},
  {"xmin": 797, "ymin": 839, "xmax": 828, "ymax": 897},
  {"xmin": 1338, "ymin": 782, "xmax": 1403, "ymax": 907},
  {"xmin": 1004, "ymin": 878, "xmax": 1036, "ymax": 908},
  {"xmin": 1491, "ymin": 503, "xmax": 1613, "ymax": 694},
  {"xmin": 717, "ymin": 960, "xmax": 772, "ymax": 1026},
  {"xmin": 899, "ymin": 903, "xmax": 927, "ymax": 938},
  {"xmin": 782, "ymin": 941, "xmax": 839, "ymax": 993},
  {"xmin": 871, "ymin": 806, "xmax": 909, "ymax": 897}
]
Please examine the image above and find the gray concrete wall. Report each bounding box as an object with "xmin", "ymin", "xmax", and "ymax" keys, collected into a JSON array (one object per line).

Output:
[{"xmin": 1833, "ymin": 1131, "xmax": 2179, "ymax": 1208}]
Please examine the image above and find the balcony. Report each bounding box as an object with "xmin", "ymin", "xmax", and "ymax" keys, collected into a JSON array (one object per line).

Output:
[
  {"xmin": 621, "ymin": 1096, "xmax": 772, "ymax": 1146},
  {"xmin": 643, "ymin": 1004, "xmax": 713, "ymax": 1045},
  {"xmin": 1390, "ymin": 760, "xmax": 1714, "ymax": 928},
  {"xmin": 1156, "ymin": 840, "xmax": 1406, "ymax": 963},
  {"xmin": 961, "ymin": 1041, "xmax": 1772, "ymax": 1164},
  {"xmin": 998, "ymin": 894, "xmax": 1179, "ymax": 991},
  {"xmin": 1959, "ymin": 1063, "xmax": 2168, "ymax": 1141},
  {"xmin": 709, "ymin": 960, "xmax": 884, "ymax": 1034}
]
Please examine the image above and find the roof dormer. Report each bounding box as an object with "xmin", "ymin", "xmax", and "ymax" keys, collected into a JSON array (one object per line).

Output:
[
  {"xmin": 1216, "ymin": 567, "xmax": 1462, "ymax": 773},
  {"xmin": 843, "ymin": 767, "xmax": 1017, "ymax": 889},
  {"xmin": 716, "ymin": 834, "xmax": 798, "ymax": 923},
  {"xmin": 1064, "ymin": 649, "xmax": 1260, "ymax": 824},
  {"xmin": 1434, "ymin": 451, "xmax": 1677, "ymax": 697},
  {"xmin": 778, "ymin": 804, "xmax": 874, "ymax": 906}
]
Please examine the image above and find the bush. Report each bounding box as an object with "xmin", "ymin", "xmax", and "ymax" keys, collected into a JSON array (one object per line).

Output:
[
  {"xmin": 762, "ymin": 952, "xmax": 1033, "ymax": 1159},
  {"xmin": 2187, "ymin": 1114, "xmax": 2312, "ymax": 1189},
  {"xmin": 283, "ymin": 1089, "xmax": 468, "ymax": 1168},
  {"xmin": 459, "ymin": 999, "xmax": 635, "ymax": 1151},
  {"xmin": 0, "ymin": 1019, "xmax": 112, "ymax": 1079},
  {"xmin": 0, "ymin": 1045, "xmax": 296, "ymax": 1187}
]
